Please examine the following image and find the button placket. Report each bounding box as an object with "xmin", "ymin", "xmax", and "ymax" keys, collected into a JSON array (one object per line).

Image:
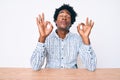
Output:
[
  {"xmin": 60, "ymin": 39, "xmax": 64, "ymax": 68},
  {"xmin": 61, "ymin": 40, "xmax": 64, "ymax": 49}
]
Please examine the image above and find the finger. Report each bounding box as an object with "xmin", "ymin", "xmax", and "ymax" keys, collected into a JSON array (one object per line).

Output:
[
  {"xmin": 77, "ymin": 24, "xmax": 80, "ymax": 32},
  {"xmin": 77, "ymin": 23, "xmax": 84, "ymax": 35},
  {"xmin": 45, "ymin": 21, "xmax": 49, "ymax": 28},
  {"xmin": 36, "ymin": 17, "xmax": 39, "ymax": 26},
  {"xmin": 77, "ymin": 23, "xmax": 85, "ymax": 31},
  {"xmin": 81, "ymin": 23, "xmax": 86, "ymax": 31},
  {"xmin": 86, "ymin": 17, "xmax": 89, "ymax": 26},
  {"xmin": 39, "ymin": 14, "xmax": 42, "ymax": 22},
  {"xmin": 81, "ymin": 23, "xmax": 85, "ymax": 26},
  {"xmin": 46, "ymin": 21, "xmax": 53, "ymax": 28},
  {"xmin": 90, "ymin": 20, "xmax": 92, "ymax": 26},
  {"xmin": 36, "ymin": 17, "xmax": 41, "ymax": 31},
  {"xmin": 45, "ymin": 21, "xmax": 53, "ymax": 34},
  {"xmin": 41, "ymin": 13, "xmax": 44, "ymax": 22},
  {"xmin": 48, "ymin": 22, "xmax": 53, "ymax": 32},
  {"xmin": 48, "ymin": 22, "xmax": 53, "ymax": 28},
  {"xmin": 91, "ymin": 21, "xmax": 94, "ymax": 28}
]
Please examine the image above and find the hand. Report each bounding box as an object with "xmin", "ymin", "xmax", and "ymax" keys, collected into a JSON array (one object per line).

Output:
[
  {"xmin": 36, "ymin": 13, "xmax": 53, "ymax": 42},
  {"xmin": 77, "ymin": 17, "xmax": 94, "ymax": 45}
]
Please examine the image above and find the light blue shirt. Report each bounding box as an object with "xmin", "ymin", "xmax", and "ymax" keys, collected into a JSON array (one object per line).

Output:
[{"xmin": 31, "ymin": 30, "xmax": 97, "ymax": 71}]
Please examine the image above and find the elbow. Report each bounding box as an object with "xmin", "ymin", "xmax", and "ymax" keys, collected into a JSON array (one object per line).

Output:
[
  {"xmin": 88, "ymin": 58, "xmax": 97, "ymax": 72},
  {"xmin": 30, "ymin": 61, "xmax": 42, "ymax": 71},
  {"xmin": 88, "ymin": 64, "xmax": 97, "ymax": 72},
  {"xmin": 31, "ymin": 63, "xmax": 42, "ymax": 71},
  {"xmin": 88, "ymin": 67, "xmax": 96, "ymax": 72},
  {"xmin": 31, "ymin": 67, "xmax": 41, "ymax": 71}
]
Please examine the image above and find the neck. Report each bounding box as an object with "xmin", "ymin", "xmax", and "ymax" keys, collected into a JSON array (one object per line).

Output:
[{"xmin": 56, "ymin": 29, "xmax": 69, "ymax": 39}]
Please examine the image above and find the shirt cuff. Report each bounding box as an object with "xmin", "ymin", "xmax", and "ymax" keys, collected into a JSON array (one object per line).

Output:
[
  {"xmin": 36, "ymin": 42, "xmax": 45, "ymax": 49},
  {"xmin": 82, "ymin": 44, "xmax": 92, "ymax": 51}
]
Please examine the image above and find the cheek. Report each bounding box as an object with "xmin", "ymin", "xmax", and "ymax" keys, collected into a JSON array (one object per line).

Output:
[
  {"xmin": 68, "ymin": 19, "xmax": 71, "ymax": 23},
  {"xmin": 55, "ymin": 20, "xmax": 60, "ymax": 25}
]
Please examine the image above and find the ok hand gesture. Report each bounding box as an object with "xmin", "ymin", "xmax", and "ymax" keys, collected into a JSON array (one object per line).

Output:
[
  {"xmin": 77, "ymin": 17, "xmax": 94, "ymax": 45},
  {"xmin": 36, "ymin": 13, "xmax": 53, "ymax": 42}
]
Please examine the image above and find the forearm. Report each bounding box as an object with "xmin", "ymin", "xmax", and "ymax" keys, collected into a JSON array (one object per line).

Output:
[
  {"xmin": 79, "ymin": 44, "xmax": 97, "ymax": 71},
  {"xmin": 30, "ymin": 42, "xmax": 46, "ymax": 71},
  {"xmin": 81, "ymin": 36, "xmax": 90, "ymax": 45},
  {"xmin": 38, "ymin": 36, "xmax": 46, "ymax": 43}
]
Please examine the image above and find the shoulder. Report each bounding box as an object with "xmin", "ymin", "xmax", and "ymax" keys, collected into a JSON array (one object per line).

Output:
[
  {"xmin": 47, "ymin": 30, "xmax": 56, "ymax": 38},
  {"xmin": 45, "ymin": 30, "xmax": 57, "ymax": 41},
  {"xmin": 69, "ymin": 32, "xmax": 82, "ymax": 40}
]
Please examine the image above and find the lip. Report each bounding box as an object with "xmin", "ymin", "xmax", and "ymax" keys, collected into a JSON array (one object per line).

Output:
[{"xmin": 60, "ymin": 21, "xmax": 67, "ymax": 25}]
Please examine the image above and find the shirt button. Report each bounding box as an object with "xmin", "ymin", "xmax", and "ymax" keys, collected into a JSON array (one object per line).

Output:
[
  {"xmin": 89, "ymin": 47, "xmax": 91, "ymax": 50},
  {"xmin": 91, "ymin": 57, "xmax": 93, "ymax": 60},
  {"xmin": 90, "ymin": 52, "xmax": 93, "ymax": 55},
  {"xmin": 61, "ymin": 57, "xmax": 63, "ymax": 59},
  {"xmin": 61, "ymin": 66, "xmax": 63, "ymax": 68},
  {"xmin": 88, "ymin": 49, "xmax": 91, "ymax": 52}
]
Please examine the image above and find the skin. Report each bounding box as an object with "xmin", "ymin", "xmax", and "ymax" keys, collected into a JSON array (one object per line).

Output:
[{"xmin": 36, "ymin": 9, "xmax": 94, "ymax": 45}]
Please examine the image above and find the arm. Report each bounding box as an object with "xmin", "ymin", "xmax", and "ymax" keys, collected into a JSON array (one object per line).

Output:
[
  {"xmin": 30, "ymin": 42, "xmax": 46, "ymax": 71},
  {"xmin": 77, "ymin": 17, "xmax": 97, "ymax": 71},
  {"xmin": 79, "ymin": 44, "xmax": 97, "ymax": 71},
  {"xmin": 31, "ymin": 13, "xmax": 53, "ymax": 71}
]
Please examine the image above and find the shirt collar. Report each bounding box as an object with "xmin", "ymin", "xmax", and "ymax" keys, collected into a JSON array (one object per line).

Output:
[{"xmin": 53, "ymin": 30, "xmax": 71, "ymax": 40}]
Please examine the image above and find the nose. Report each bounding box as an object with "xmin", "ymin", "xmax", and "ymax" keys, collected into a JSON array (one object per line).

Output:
[{"xmin": 62, "ymin": 16, "xmax": 67, "ymax": 20}]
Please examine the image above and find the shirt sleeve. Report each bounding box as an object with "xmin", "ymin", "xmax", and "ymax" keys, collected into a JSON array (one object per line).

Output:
[
  {"xmin": 30, "ymin": 42, "xmax": 46, "ymax": 71},
  {"xmin": 79, "ymin": 44, "xmax": 97, "ymax": 71}
]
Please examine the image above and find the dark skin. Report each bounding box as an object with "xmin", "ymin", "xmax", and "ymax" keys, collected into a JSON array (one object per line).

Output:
[{"xmin": 36, "ymin": 9, "xmax": 94, "ymax": 45}]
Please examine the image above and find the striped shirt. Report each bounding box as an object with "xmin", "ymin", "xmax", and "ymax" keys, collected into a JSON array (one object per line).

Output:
[{"xmin": 31, "ymin": 30, "xmax": 97, "ymax": 71}]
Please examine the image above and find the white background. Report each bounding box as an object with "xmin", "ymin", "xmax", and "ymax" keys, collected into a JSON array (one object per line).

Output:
[{"xmin": 0, "ymin": 0, "xmax": 120, "ymax": 68}]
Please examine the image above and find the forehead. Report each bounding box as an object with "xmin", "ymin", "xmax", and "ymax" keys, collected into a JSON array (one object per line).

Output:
[{"xmin": 59, "ymin": 9, "xmax": 71, "ymax": 15}]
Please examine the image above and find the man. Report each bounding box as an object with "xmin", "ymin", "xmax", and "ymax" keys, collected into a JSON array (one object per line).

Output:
[{"xmin": 31, "ymin": 4, "xmax": 97, "ymax": 71}]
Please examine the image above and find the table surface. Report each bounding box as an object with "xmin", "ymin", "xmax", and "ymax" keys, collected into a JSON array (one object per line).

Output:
[{"xmin": 0, "ymin": 68, "xmax": 120, "ymax": 80}]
